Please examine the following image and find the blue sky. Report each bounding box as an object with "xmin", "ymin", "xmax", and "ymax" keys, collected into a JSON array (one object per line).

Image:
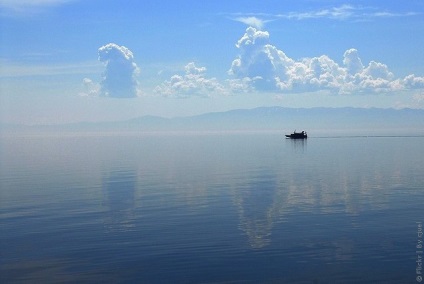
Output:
[{"xmin": 1, "ymin": 0, "xmax": 424, "ymax": 124}]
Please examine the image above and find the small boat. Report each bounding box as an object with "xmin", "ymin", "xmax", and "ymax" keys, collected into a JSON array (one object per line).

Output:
[{"xmin": 285, "ymin": 130, "xmax": 307, "ymax": 139}]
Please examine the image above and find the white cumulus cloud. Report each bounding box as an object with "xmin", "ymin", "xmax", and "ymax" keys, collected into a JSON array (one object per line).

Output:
[
  {"xmin": 229, "ymin": 27, "xmax": 424, "ymax": 95},
  {"xmin": 343, "ymin": 49, "xmax": 364, "ymax": 75},
  {"xmin": 82, "ymin": 43, "xmax": 141, "ymax": 98},
  {"xmin": 80, "ymin": 78, "xmax": 100, "ymax": 97},
  {"xmin": 155, "ymin": 62, "xmax": 226, "ymax": 98}
]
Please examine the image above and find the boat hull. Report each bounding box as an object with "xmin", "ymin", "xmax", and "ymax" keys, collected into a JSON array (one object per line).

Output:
[
  {"xmin": 286, "ymin": 134, "xmax": 307, "ymax": 139},
  {"xmin": 285, "ymin": 131, "xmax": 307, "ymax": 139}
]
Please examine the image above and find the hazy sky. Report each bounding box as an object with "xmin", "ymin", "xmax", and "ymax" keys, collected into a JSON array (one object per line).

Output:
[{"xmin": 1, "ymin": 0, "xmax": 424, "ymax": 124}]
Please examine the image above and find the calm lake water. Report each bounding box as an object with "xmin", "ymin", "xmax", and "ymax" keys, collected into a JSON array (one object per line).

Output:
[{"xmin": 1, "ymin": 132, "xmax": 423, "ymax": 283}]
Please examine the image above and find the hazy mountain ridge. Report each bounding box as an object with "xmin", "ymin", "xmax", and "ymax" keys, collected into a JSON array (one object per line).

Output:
[{"xmin": 2, "ymin": 107, "xmax": 424, "ymax": 134}]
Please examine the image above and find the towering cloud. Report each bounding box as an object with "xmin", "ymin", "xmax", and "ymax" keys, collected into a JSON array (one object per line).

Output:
[
  {"xmin": 343, "ymin": 49, "xmax": 364, "ymax": 75},
  {"xmin": 229, "ymin": 27, "xmax": 424, "ymax": 94},
  {"xmin": 228, "ymin": 27, "xmax": 293, "ymax": 91},
  {"xmin": 82, "ymin": 43, "xmax": 140, "ymax": 98},
  {"xmin": 97, "ymin": 43, "xmax": 140, "ymax": 98}
]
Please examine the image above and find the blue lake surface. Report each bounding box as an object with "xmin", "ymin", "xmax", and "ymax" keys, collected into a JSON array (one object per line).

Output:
[{"xmin": 1, "ymin": 133, "xmax": 423, "ymax": 283}]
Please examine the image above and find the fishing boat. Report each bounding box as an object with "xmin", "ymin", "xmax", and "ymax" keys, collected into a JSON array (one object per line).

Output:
[{"xmin": 285, "ymin": 130, "xmax": 307, "ymax": 139}]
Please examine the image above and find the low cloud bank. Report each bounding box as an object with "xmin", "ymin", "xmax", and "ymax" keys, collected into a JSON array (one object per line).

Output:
[
  {"xmin": 228, "ymin": 27, "xmax": 424, "ymax": 94},
  {"xmin": 154, "ymin": 62, "xmax": 226, "ymax": 98},
  {"xmin": 83, "ymin": 28, "xmax": 424, "ymax": 100}
]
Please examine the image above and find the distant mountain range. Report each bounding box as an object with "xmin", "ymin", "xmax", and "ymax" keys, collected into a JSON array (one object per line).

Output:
[{"xmin": 2, "ymin": 107, "xmax": 424, "ymax": 135}]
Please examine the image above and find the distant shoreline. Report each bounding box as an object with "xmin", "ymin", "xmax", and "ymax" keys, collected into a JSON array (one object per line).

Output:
[{"xmin": 2, "ymin": 106, "xmax": 424, "ymax": 136}]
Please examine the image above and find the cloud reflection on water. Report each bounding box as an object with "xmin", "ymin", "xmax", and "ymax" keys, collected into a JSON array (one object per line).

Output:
[
  {"xmin": 1, "ymin": 134, "xmax": 422, "ymax": 283},
  {"xmin": 83, "ymin": 135, "xmax": 420, "ymax": 252},
  {"xmin": 102, "ymin": 168, "xmax": 137, "ymax": 231}
]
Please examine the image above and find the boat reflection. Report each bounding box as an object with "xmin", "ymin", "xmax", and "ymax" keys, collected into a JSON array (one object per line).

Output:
[{"xmin": 287, "ymin": 137, "xmax": 307, "ymax": 152}]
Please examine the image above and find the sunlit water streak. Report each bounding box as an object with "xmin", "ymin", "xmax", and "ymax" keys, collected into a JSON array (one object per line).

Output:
[{"xmin": 1, "ymin": 133, "xmax": 423, "ymax": 283}]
